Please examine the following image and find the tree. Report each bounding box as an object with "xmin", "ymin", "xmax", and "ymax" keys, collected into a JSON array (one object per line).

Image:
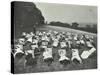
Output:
[
  {"xmin": 49, "ymin": 21, "xmax": 70, "ymax": 27},
  {"xmin": 92, "ymin": 24, "xmax": 97, "ymax": 33},
  {"xmin": 12, "ymin": 1, "xmax": 45, "ymax": 37},
  {"xmin": 86, "ymin": 25, "xmax": 91, "ymax": 28},
  {"xmin": 71, "ymin": 22, "xmax": 79, "ymax": 28},
  {"xmin": 45, "ymin": 21, "xmax": 48, "ymax": 25},
  {"xmin": 13, "ymin": 1, "xmax": 45, "ymax": 29}
]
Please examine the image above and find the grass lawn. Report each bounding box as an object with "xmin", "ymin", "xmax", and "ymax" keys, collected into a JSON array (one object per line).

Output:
[{"xmin": 14, "ymin": 25, "xmax": 97, "ymax": 74}]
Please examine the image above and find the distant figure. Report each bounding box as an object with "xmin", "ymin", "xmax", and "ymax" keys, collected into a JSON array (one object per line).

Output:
[{"xmin": 33, "ymin": 25, "xmax": 36, "ymax": 34}]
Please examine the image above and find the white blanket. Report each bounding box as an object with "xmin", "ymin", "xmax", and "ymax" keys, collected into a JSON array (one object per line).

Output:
[{"xmin": 81, "ymin": 47, "xmax": 96, "ymax": 59}]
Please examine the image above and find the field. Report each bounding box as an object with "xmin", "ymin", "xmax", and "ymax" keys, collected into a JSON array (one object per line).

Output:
[{"xmin": 14, "ymin": 25, "xmax": 97, "ymax": 74}]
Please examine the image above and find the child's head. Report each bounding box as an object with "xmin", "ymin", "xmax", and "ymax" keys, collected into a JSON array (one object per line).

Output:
[{"xmin": 18, "ymin": 38, "xmax": 25, "ymax": 45}]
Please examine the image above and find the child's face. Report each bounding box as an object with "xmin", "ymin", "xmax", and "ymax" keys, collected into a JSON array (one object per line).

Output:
[{"xmin": 19, "ymin": 39, "xmax": 25, "ymax": 45}]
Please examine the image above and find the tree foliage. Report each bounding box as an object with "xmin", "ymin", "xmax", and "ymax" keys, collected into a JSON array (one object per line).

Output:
[{"xmin": 71, "ymin": 22, "xmax": 79, "ymax": 28}]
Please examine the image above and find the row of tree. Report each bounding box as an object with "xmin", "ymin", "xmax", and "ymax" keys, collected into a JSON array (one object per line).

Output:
[
  {"xmin": 47, "ymin": 21, "xmax": 97, "ymax": 33},
  {"xmin": 48, "ymin": 21, "xmax": 79, "ymax": 28}
]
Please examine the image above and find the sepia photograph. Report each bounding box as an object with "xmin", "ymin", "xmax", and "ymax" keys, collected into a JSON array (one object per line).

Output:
[{"xmin": 11, "ymin": 1, "xmax": 97, "ymax": 74}]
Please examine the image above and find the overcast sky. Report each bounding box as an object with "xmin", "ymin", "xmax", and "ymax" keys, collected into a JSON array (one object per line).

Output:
[{"xmin": 35, "ymin": 2, "xmax": 97, "ymax": 24}]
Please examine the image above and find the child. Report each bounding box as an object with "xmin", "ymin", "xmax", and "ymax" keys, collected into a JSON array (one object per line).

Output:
[
  {"xmin": 58, "ymin": 49, "xmax": 70, "ymax": 65},
  {"xmin": 40, "ymin": 40, "xmax": 48, "ymax": 52},
  {"xmin": 14, "ymin": 44, "xmax": 24, "ymax": 59},
  {"xmin": 71, "ymin": 49, "xmax": 82, "ymax": 64},
  {"xmin": 43, "ymin": 47, "xmax": 53, "ymax": 66},
  {"xmin": 24, "ymin": 44, "xmax": 37, "ymax": 66},
  {"xmin": 60, "ymin": 41, "xmax": 67, "ymax": 49},
  {"xmin": 52, "ymin": 38, "xmax": 59, "ymax": 48},
  {"xmin": 71, "ymin": 40, "xmax": 82, "ymax": 64}
]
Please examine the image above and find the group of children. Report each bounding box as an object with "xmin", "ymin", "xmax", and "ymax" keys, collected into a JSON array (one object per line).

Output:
[{"xmin": 12, "ymin": 30, "xmax": 96, "ymax": 67}]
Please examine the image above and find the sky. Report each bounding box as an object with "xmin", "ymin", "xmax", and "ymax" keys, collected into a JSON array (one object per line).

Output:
[{"xmin": 35, "ymin": 2, "xmax": 97, "ymax": 24}]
